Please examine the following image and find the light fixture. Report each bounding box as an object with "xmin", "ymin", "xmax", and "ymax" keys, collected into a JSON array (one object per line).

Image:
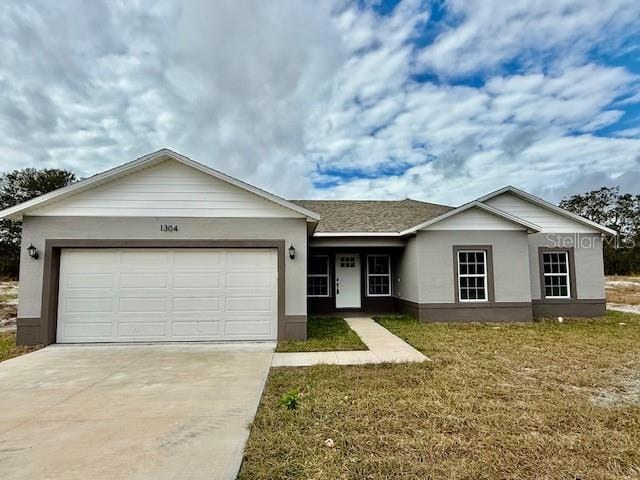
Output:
[
  {"xmin": 288, "ymin": 243, "xmax": 296, "ymax": 259},
  {"xmin": 27, "ymin": 243, "xmax": 39, "ymax": 260}
]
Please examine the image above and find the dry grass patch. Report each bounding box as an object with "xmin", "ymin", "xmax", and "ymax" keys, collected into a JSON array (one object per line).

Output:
[
  {"xmin": 276, "ymin": 317, "xmax": 367, "ymax": 352},
  {"xmin": 0, "ymin": 331, "xmax": 42, "ymax": 363},
  {"xmin": 240, "ymin": 311, "xmax": 640, "ymax": 479}
]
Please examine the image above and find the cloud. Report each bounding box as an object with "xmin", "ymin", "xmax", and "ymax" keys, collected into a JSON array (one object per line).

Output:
[
  {"xmin": 162, "ymin": 0, "xmax": 346, "ymax": 196},
  {"xmin": 418, "ymin": 0, "xmax": 640, "ymax": 78},
  {"xmin": 0, "ymin": 0, "xmax": 638, "ymax": 207}
]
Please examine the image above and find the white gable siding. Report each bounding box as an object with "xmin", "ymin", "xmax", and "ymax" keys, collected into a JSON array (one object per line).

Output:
[
  {"xmin": 484, "ymin": 192, "xmax": 598, "ymax": 233},
  {"xmin": 30, "ymin": 160, "xmax": 302, "ymax": 218},
  {"xmin": 421, "ymin": 207, "xmax": 525, "ymax": 231}
]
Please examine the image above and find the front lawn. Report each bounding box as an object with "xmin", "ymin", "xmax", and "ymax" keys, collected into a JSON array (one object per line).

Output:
[
  {"xmin": 0, "ymin": 331, "xmax": 42, "ymax": 363},
  {"xmin": 276, "ymin": 316, "xmax": 367, "ymax": 352},
  {"xmin": 240, "ymin": 311, "xmax": 640, "ymax": 479}
]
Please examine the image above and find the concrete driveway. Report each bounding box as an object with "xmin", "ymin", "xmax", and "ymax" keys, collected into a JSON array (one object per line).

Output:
[{"xmin": 0, "ymin": 343, "xmax": 274, "ymax": 480}]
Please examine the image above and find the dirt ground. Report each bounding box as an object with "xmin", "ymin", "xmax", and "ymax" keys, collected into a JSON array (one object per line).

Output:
[
  {"xmin": 606, "ymin": 276, "xmax": 640, "ymax": 314},
  {"xmin": 0, "ymin": 280, "xmax": 18, "ymax": 332}
]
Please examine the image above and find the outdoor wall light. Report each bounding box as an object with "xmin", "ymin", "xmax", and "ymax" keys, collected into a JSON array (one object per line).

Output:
[
  {"xmin": 27, "ymin": 244, "xmax": 39, "ymax": 260},
  {"xmin": 288, "ymin": 243, "xmax": 296, "ymax": 259}
]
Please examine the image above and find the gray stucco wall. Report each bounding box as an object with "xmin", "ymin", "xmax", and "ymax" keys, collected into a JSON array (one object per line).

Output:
[
  {"xmin": 527, "ymin": 232, "xmax": 605, "ymax": 300},
  {"xmin": 18, "ymin": 216, "xmax": 308, "ymax": 323},
  {"xmin": 415, "ymin": 230, "xmax": 532, "ymax": 304},
  {"xmin": 395, "ymin": 235, "xmax": 419, "ymax": 302}
]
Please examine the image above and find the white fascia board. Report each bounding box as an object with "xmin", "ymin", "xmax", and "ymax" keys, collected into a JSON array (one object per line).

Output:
[
  {"xmin": 0, "ymin": 149, "xmax": 321, "ymax": 221},
  {"xmin": 475, "ymin": 185, "xmax": 617, "ymax": 236},
  {"xmin": 399, "ymin": 201, "xmax": 542, "ymax": 235}
]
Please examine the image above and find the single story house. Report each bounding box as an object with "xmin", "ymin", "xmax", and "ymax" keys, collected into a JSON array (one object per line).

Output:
[{"xmin": 0, "ymin": 149, "xmax": 615, "ymax": 345}]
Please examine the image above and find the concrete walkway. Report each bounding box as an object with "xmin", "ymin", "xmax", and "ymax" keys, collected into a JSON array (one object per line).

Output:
[{"xmin": 271, "ymin": 317, "xmax": 429, "ymax": 367}]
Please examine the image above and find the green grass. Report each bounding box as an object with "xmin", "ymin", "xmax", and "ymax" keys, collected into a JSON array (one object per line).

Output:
[
  {"xmin": 0, "ymin": 331, "xmax": 42, "ymax": 363},
  {"xmin": 240, "ymin": 311, "xmax": 640, "ymax": 479},
  {"xmin": 276, "ymin": 317, "xmax": 367, "ymax": 352}
]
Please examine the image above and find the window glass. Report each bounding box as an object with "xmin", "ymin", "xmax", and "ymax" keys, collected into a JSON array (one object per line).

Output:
[
  {"xmin": 457, "ymin": 250, "xmax": 488, "ymax": 301},
  {"xmin": 542, "ymin": 251, "xmax": 570, "ymax": 298},
  {"xmin": 309, "ymin": 256, "xmax": 328, "ymax": 275},
  {"xmin": 367, "ymin": 255, "xmax": 390, "ymax": 296},
  {"xmin": 307, "ymin": 255, "xmax": 329, "ymax": 297}
]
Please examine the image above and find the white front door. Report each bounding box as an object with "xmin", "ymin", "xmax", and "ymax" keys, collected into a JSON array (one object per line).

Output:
[{"xmin": 335, "ymin": 254, "xmax": 361, "ymax": 308}]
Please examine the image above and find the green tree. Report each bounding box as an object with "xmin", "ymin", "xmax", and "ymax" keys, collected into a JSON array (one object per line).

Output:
[
  {"xmin": 560, "ymin": 187, "xmax": 640, "ymax": 274},
  {"xmin": 0, "ymin": 168, "xmax": 77, "ymax": 278}
]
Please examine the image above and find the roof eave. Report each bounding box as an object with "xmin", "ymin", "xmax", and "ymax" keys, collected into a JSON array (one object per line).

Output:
[
  {"xmin": 0, "ymin": 149, "xmax": 321, "ymax": 222},
  {"xmin": 313, "ymin": 232, "xmax": 402, "ymax": 237},
  {"xmin": 475, "ymin": 185, "xmax": 617, "ymax": 236},
  {"xmin": 399, "ymin": 201, "xmax": 542, "ymax": 235}
]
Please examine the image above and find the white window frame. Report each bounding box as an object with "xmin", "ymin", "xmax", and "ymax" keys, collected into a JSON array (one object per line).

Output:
[
  {"xmin": 307, "ymin": 255, "xmax": 330, "ymax": 298},
  {"xmin": 542, "ymin": 251, "xmax": 571, "ymax": 299},
  {"xmin": 366, "ymin": 255, "xmax": 391, "ymax": 297},
  {"xmin": 457, "ymin": 250, "xmax": 488, "ymax": 303}
]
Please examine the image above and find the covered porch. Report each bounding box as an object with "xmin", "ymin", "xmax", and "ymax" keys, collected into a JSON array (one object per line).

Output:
[{"xmin": 306, "ymin": 247, "xmax": 403, "ymax": 316}]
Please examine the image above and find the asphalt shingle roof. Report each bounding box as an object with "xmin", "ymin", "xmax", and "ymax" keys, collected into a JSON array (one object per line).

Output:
[{"xmin": 290, "ymin": 199, "xmax": 453, "ymax": 233}]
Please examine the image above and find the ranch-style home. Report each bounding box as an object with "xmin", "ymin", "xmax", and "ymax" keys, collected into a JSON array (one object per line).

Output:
[{"xmin": 0, "ymin": 149, "xmax": 615, "ymax": 346}]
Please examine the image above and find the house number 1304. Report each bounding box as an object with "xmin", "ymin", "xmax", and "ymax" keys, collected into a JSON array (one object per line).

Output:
[{"xmin": 160, "ymin": 224, "xmax": 179, "ymax": 232}]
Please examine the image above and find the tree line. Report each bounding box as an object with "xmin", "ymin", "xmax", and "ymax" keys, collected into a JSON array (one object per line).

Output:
[
  {"xmin": 559, "ymin": 187, "xmax": 640, "ymax": 275},
  {"xmin": 0, "ymin": 169, "xmax": 76, "ymax": 277},
  {"xmin": 0, "ymin": 168, "xmax": 638, "ymax": 277}
]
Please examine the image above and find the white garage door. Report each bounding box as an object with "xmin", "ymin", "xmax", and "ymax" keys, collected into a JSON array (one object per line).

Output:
[{"xmin": 56, "ymin": 248, "xmax": 278, "ymax": 343}]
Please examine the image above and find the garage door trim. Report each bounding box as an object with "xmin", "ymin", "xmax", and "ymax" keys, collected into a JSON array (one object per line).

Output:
[{"xmin": 40, "ymin": 239, "xmax": 286, "ymax": 344}]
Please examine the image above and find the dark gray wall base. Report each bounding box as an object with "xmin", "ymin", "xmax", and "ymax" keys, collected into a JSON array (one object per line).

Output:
[
  {"xmin": 532, "ymin": 299, "xmax": 606, "ymax": 318},
  {"xmin": 395, "ymin": 298, "xmax": 420, "ymax": 319},
  {"xmin": 16, "ymin": 318, "xmax": 43, "ymax": 346},
  {"xmin": 396, "ymin": 299, "xmax": 533, "ymax": 322},
  {"xmin": 283, "ymin": 315, "xmax": 307, "ymax": 340},
  {"xmin": 396, "ymin": 298, "xmax": 608, "ymax": 322}
]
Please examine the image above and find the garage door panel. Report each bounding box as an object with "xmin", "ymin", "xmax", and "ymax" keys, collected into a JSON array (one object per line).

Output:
[
  {"xmin": 171, "ymin": 321, "xmax": 220, "ymax": 337},
  {"xmin": 172, "ymin": 297, "xmax": 221, "ymax": 312},
  {"xmin": 173, "ymin": 272, "xmax": 221, "ymax": 288},
  {"xmin": 62, "ymin": 313, "xmax": 115, "ymax": 322},
  {"xmin": 225, "ymin": 250, "xmax": 274, "ymax": 267},
  {"xmin": 119, "ymin": 251, "xmax": 172, "ymax": 268},
  {"xmin": 173, "ymin": 250, "xmax": 223, "ymax": 268},
  {"xmin": 118, "ymin": 297, "xmax": 168, "ymax": 313},
  {"xmin": 63, "ymin": 323, "xmax": 114, "ymax": 340},
  {"xmin": 63, "ymin": 298, "xmax": 114, "ymax": 314},
  {"xmin": 224, "ymin": 320, "xmax": 272, "ymax": 336},
  {"xmin": 64, "ymin": 273, "xmax": 114, "ymax": 289},
  {"xmin": 119, "ymin": 273, "xmax": 170, "ymax": 288},
  {"xmin": 117, "ymin": 322, "xmax": 167, "ymax": 338},
  {"xmin": 57, "ymin": 248, "xmax": 278, "ymax": 342},
  {"xmin": 63, "ymin": 251, "xmax": 119, "ymax": 268},
  {"xmin": 225, "ymin": 297, "xmax": 273, "ymax": 312},
  {"xmin": 226, "ymin": 272, "xmax": 274, "ymax": 288}
]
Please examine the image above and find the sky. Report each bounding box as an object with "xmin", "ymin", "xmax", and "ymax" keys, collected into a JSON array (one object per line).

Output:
[{"xmin": 0, "ymin": 0, "xmax": 639, "ymax": 206}]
